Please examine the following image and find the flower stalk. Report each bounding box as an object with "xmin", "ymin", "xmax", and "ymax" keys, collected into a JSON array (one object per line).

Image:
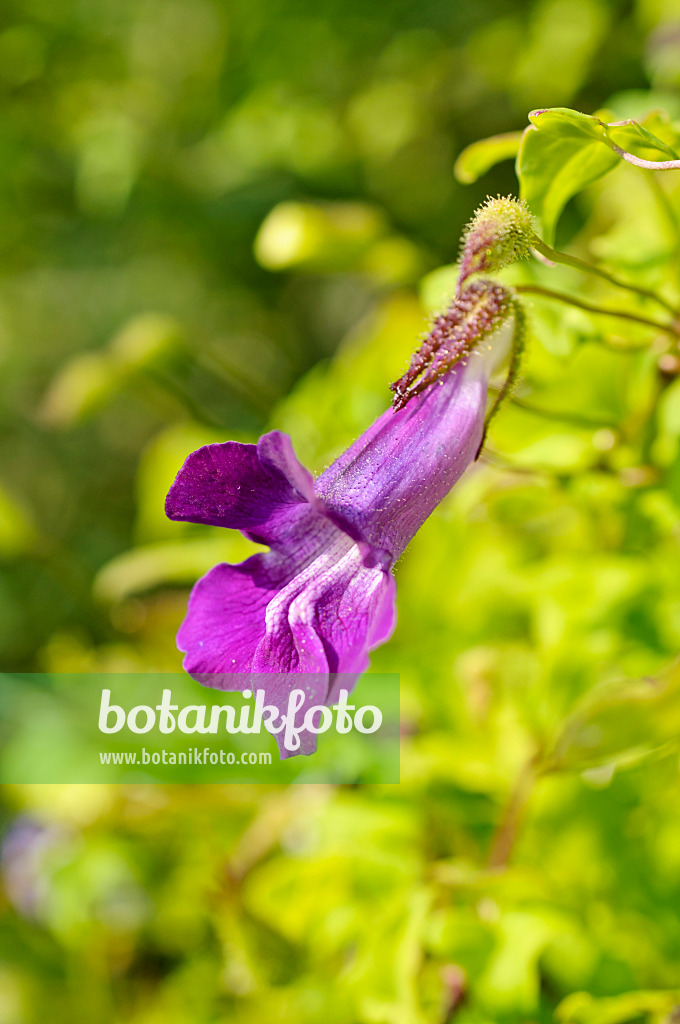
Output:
[
  {"xmin": 531, "ymin": 237, "xmax": 678, "ymax": 316},
  {"xmin": 515, "ymin": 283, "xmax": 680, "ymax": 338}
]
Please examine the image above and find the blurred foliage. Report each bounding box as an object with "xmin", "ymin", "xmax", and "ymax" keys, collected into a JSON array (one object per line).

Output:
[{"xmin": 3, "ymin": 0, "xmax": 680, "ymax": 1021}]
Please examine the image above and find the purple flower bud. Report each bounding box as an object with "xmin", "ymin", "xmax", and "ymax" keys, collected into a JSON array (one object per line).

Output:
[{"xmin": 391, "ymin": 279, "xmax": 512, "ymax": 410}]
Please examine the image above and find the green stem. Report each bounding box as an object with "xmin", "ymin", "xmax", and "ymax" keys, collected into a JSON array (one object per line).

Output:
[
  {"xmin": 532, "ymin": 237, "xmax": 678, "ymax": 317},
  {"xmin": 476, "ymin": 298, "xmax": 527, "ymax": 458},
  {"xmin": 487, "ymin": 757, "xmax": 536, "ymax": 868},
  {"xmin": 515, "ymin": 283, "xmax": 679, "ymax": 339}
]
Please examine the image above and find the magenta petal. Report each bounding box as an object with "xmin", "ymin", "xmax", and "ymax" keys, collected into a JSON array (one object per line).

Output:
[
  {"xmin": 165, "ymin": 431, "xmax": 315, "ymax": 545},
  {"xmin": 251, "ymin": 541, "xmax": 396, "ymax": 757},
  {"xmin": 176, "ymin": 554, "xmax": 283, "ymax": 674},
  {"xmin": 261, "ymin": 672, "xmax": 331, "ymax": 759},
  {"xmin": 177, "ymin": 536, "xmax": 396, "ymax": 759},
  {"xmin": 288, "ymin": 545, "xmax": 397, "ymax": 675},
  {"xmin": 256, "ymin": 430, "xmax": 317, "ymax": 504},
  {"xmin": 251, "ymin": 539, "xmax": 396, "ymax": 676},
  {"xmin": 251, "ymin": 539, "xmax": 349, "ymax": 675},
  {"xmin": 178, "ymin": 512, "xmax": 355, "ymax": 675}
]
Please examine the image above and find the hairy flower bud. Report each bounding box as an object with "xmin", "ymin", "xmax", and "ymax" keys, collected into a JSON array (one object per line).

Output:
[
  {"xmin": 390, "ymin": 279, "xmax": 513, "ymax": 410},
  {"xmin": 458, "ymin": 196, "xmax": 535, "ymax": 288}
]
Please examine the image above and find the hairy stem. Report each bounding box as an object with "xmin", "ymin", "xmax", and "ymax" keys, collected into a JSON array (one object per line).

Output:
[
  {"xmin": 515, "ymin": 283, "xmax": 679, "ymax": 338},
  {"xmin": 605, "ymin": 138, "xmax": 680, "ymax": 172},
  {"xmin": 487, "ymin": 757, "xmax": 536, "ymax": 868},
  {"xmin": 532, "ymin": 237, "xmax": 678, "ymax": 316}
]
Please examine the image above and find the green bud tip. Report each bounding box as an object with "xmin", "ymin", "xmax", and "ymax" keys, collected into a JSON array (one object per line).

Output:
[{"xmin": 458, "ymin": 196, "xmax": 535, "ymax": 288}]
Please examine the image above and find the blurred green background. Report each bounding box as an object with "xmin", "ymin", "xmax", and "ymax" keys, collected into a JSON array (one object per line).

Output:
[{"xmin": 3, "ymin": 0, "xmax": 680, "ymax": 1020}]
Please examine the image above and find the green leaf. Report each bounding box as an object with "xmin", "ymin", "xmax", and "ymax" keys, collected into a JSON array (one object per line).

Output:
[
  {"xmin": 39, "ymin": 314, "xmax": 183, "ymax": 428},
  {"xmin": 476, "ymin": 911, "xmax": 553, "ymax": 1015},
  {"xmin": 607, "ymin": 118, "xmax": 679, "ymax": 161},
  {"xmin": 518, "ymin": 109, "xmax": 618, "ymax": 243},
  {"xmin": 253, "ymin": 201, "xmax": 388, "ymax": 272},
  {"xmin": 557, "ymin": 989, "xmax": 680, "ymax": 1024},
  {"xmin": 548, "ymin": 661, "xmax": 680, "ymax": 773},
  {"xmin": 453, "ymin": 131, "xmax": 523, "ymax": 184},
  {"xmin": 517, "ymin": 107, "xmax": 680, "ymax": 243},
  {"xmin": 93, "ymin": 537, "xmax": 259, "ymax": 601}
]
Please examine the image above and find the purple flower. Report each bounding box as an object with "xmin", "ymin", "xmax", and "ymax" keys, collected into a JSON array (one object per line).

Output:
[{"xmin": 166, "ymin": 280, "xmax": 515, "ymax": 754}]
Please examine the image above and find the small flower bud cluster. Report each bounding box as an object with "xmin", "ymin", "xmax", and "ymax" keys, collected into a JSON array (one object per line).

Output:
[
  {"xmin": 390, "ymin": 279, "xmax": 512, "ymax": 410},
  {"xmin": 458, "ymin": 196, "xmax": 535, "ymax": 288}
]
